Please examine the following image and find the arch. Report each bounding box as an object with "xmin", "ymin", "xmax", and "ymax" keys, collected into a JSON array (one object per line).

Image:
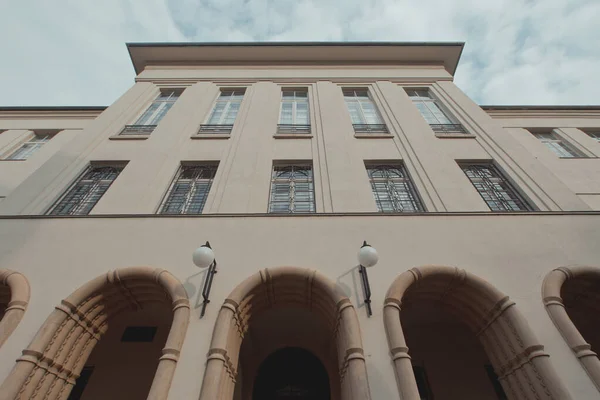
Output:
[
  {"xmin": 384, "ymin": 265, "xmax": 570, "ymax": 400},
  {"xmin": 543, "ymin": 266, "xmax": 600, "ymax": 392},
  {"xmin": 0, "ymin": 269, "xmax": 30, "ymax": 348},
  {"xmin": 198, "ymin": 266, "xmax": 370, "ymax": 400},
  {"xmin": 0, "ymin": 266, "xmax": 190, "ymax": 400}
]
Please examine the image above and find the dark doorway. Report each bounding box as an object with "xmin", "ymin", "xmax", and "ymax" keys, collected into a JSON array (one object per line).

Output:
[{"xmin": 252, "ymin": 347, "xmax": 330, "ymax": 400}]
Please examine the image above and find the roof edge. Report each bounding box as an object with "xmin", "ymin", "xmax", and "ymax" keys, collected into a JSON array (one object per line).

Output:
[
  {"xmin": 481, "ymin": 105, "xmax": 600, "ymax": 111},
  {"xmin": 0, "ymin": 106, "xmax": 107, "ymax": 111}
]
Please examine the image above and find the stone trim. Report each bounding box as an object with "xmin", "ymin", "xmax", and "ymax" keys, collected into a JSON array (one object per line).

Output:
[
  {"xmin": 0, "ymin": 266, "xmax": 190, "ymax": 400},
  {"xmin": 198, "ymin": 266, "xmax": 371, "ymax": 400},
  {"xmin": 384, "ymin": 265, "xmax": 571, "ymax": 400},
  {"xmin": 542, "ymin": 266, "xmax": 600, "ymax": 392},
  {"xmin": 0, "ymin": 270, "xmax": 30, "ymax": 349}
]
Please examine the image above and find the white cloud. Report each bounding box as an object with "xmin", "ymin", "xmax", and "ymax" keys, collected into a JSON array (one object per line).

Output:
[{"xmin": 0, "ymin": 0, "xmax": 598, "ymax": 106}]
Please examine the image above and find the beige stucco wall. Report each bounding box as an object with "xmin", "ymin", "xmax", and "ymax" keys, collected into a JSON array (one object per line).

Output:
[
  {"xmin": 0, "ymin": 214, "xmax": 598, "ymax": 399},
  {"xmin": 0, "ymin": 59, "xmax": 599, "ymax": 399}
]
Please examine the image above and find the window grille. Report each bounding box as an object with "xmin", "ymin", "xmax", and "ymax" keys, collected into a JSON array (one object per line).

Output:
[
  {"xmin": 406, "ymin": 89, "xmax": 466, "ymax": 134},
  {"xmin": 269, "ymin": 164, "xmax": 315, "ymax": 213},
  {"xmin": 7, "ymin": 134, "xmax": 51, "ymax": 160},
  {"xmin": 343, "ymin": 89, "xmax": 387, "ymax": 132},
  {"xmin": 48, "ymin": 165, "xmax": 124, "ymax": 215},
  {"xmin": 279, "ymin": 89, "xmax": 310, "ymax": 127},
  {"xmin": 121, "ymin": 89, "xmax": 182, "ymax": 135},
  {"xmin": 366, "ymin": 164, "xmax": 424, "ymax": 213},
  {"xmin": 159, "ymin": 164, "xmax": 217, "ymax": 214},
  {"xmin": 205, "ymin": 89, "xmax": 245, "ymax": 126},
  {"xmin": 533, "ymin": 132, "xmax": 583, "ymax": 158},
  {"xmin": 460, "ymin": 164, "xmax": 531, "ymax": 211}
]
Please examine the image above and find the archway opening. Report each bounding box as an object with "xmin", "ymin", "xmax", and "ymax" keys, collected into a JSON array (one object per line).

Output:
[
  {"xmin": 0, "ymin": 282, "xmax": 9, "ymax": 321},
  {"xmin": 199, "ymin": 267, "xmax": 370, "ymax": 400},
  {"xmin": 385, "ymin": 266, "xmax": 569, "ymax": 400},
  {"xmin": 562, "ymin": 274, "xmax": 600, "ymax": 354},
  {"xmin": 252, "ymin": 347, "xmax": 330, "ymax": 400},
  {"xmin": 402, "ymin": 299, "xmax": 506, "ymax": 399},
  {"xmin": 68, "ymin": 302, "xmax": 173, "ymax": 400},
  {"xmin": 0, "ymin": 267, "xmax": 189, "ymax": 400}
]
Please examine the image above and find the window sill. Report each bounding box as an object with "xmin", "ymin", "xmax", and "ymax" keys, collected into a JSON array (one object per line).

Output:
[
  {"xmin": 273, "ymin": 134, "xmax": 314, "ymax": 139},
  {"xmin": 354, "ymin": 133, "xmax": 394, "ymax": 139},
  {"xmin": 558, "ymin": 156, "xmax": 597, "ymax": 159},
  {"xmin": 0, "ymin": 158, "xmax": 27, "ymax": 162},
  {"xmin": 109, "ymin": 135, "xmax": 150, "ymax": 140},
  {"xmin": 190, "ymin": 134, "xmax": 231, "ymax": 140},
  {"xmin": 435, "ymin": 133, "xmax": 476, "ymax": 139}
]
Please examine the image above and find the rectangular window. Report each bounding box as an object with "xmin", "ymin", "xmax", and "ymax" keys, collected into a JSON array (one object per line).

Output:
[
  {"xmin": 48, "ymin": 164, "xmax": 125, "ymax": 215},
  {"xmin": 159, "ymin": 164, "xmax": 218, "ymax": 214},
  {"xmin": 485, "ymin": 365, "xmax": 508, "ymax": 400},
  {"xmin": 342, "ymin": 89, "xmax": 388, "ymax": 133},
  {"xmin": 584, "ymin": 130, "xmax": 600, "ymax": 142},
  {"xmin": 366, "ymin": 163, "xmax": 424, "ymax": 213},
  {"xmin": 278, "ymin": 89, "xmax": 310, "ymax": 134},
  {"xmin": 269, "ymin": 164, "xmax": 315, "ymax": 213},
  {"xmin": 6, "ymin": 133, "xmax": 52, "ymax": 160},
  {"xmin": 460, "ymin": 163, "xmax": 531, "ymax": 211},
  {"xmin": 121, "ymin": 89, "xmax": 182, "ymax": 135},
  {"xmin": 199, "ymin": 89, "xmax": 245, "ymax": 134},
  {"xmin": 67, "ymin": 366, "xmax": 94, "ymax": 400},
  {"xmin": 533, "ymin": 131, "xmax": 584, "ymax": 158},
  {"xmin": 121, "ymin": 326, "xmax": 157, "ymax": 342},
  {"xmin": 534, "ymin": 131, "xmax": 581, "ymax": 157},
  {"xmin": 413, "ymin": 366, "xmax": 433, "ymax": 400},
  {"xmin": 406, "ymin": 89, "xmax": 467, "ymax": 134}
]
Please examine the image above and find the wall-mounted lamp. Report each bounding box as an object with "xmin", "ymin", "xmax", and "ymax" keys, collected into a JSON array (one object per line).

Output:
[
  {"xmin": 193, "ymin": 241, "xmax": 217, "ymax": 318},
  {"xmin": 357, "ymin": 240, "xmax": 379, "ymax": 317}
]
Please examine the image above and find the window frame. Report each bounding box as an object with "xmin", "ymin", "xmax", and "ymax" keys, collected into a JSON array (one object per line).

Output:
[
  {"xmin": 4, "ymin": 131, "xmax": 55, "ymax": 160},
  {"xmin": 158, "ymin": 162, "xmax": 219, "ymax": 215},
  {"xmin": 268, "ymin": 162, "xmax": 316, "ymax": 214},
  {"xmin": 459, "ymin": 162, "xmax": 532, "ymax": 212},
  {"xmin": 342, "ymin": 88, "xmax": 387, "ymax": 132},
  {"xmin": 278, "ymin": 88, "xmax": 310, "ymax": 126},
  {"xmin": 47, "ymin": 162, "xmax": 127, "ymax": 216},
  {"xmin": 204, "ymin": 88, "xmax": 246, "ymax": 126},
  {"xmin": 405, "ymin": 88, "xmax": 468, "ymax": 135},
  {"xmin": 532, "ymin": 130, "xmax": 585, "ymax": 158},
  {"xmin": 365, "ymin": 162, "xmax": 425, "ymax": 213}
]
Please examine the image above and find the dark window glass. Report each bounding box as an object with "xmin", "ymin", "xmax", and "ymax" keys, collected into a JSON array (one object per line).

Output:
[
  {"xmin": 366, "ymin": 164, "xmax": 424, "ymax": 212},
  {"xmin": 67, "ymin": 366, "xmax": 94, "ymax": 400},
  {"xmin": 460, "ymin": 164, "xmax": 530, "ymax": 211},
  {"xmin": 121, "ymin": 326, "xmax": 157, "ymax": 343},
  {"xmin": 49, "ymin": 165, "xmax": 124, "ymax": 215},
  {"xmin": 159, "ymin": 164, "xmax": 218, "ymax": 214},
  {"xmin": 269, "ymin": 165, "xmax": 315, "ymax": 213}
]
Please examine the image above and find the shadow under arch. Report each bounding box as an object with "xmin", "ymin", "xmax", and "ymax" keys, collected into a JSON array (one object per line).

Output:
[
  {"xmin": 0, "ymin": 269, "xmax": 30, "ymax": 349},
  {"xmin": 543, "ymin": 266, "xmax": 600, "ymax": 392},
  {"xmin": 0, "ymin": 266, "xmax": 190, "ymax": 400},
  {"xmin": 198, "ymin": 266, "xmax": 370, "ymax": 400},
  {"xmin": 384, "ymin": 265, "xmax": 570, "ymax": 400}
]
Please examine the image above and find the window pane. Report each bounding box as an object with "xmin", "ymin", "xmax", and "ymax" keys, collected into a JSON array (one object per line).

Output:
[
  {"xmin": 461, "ymin": 164, "xmax": 530, "ymax": 211},
  {"xmin": 160, "ymin": 165, "xmax": 218, "ymax": 214},
  {"xmin": 49, "ymin": 166, "xmax": 124, "ymax": 215},
  {"xmin": 134, "ymin": 91, "xmax": 180, "ymax": 126},
  {"xmin": 269, "ymin": 165, "xmax": 315, "ymax": 213},
  {"xmin": 366, "ymin": 164, "xmax": 424, "ymax": 213}
]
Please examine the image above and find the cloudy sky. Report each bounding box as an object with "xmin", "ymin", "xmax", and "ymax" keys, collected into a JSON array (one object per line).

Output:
[{"xmin": 0, "ymin": 0, "xmax": 598, "ymax": 107}]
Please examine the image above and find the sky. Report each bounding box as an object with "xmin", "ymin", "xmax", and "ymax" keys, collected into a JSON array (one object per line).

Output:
[{"xmin": 0, "ymin": 0, "xmax": 599, "ymax": 107}]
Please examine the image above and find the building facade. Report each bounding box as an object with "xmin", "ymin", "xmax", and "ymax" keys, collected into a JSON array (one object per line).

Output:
[{"xmin": 0, "ymin": 42, "xmax": 599, "ymax": 399}]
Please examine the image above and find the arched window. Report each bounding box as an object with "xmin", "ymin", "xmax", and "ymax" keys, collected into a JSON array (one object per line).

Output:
[
  {"xmin": 384, "ymin": 265, "xmax": 570, "ymax": 400},
  {"xmin": 0, "ymin": 267, "xmax": 189, "ymax": 400},
  {"xmin": 199, "ymin": 266, "xmax": 370, "ymax": 400},
  {"xmin": 543, "ymin": 266, "xmax": 600, "ymax": 392},
  {"xmin": 0, "ymin": 269, "xmax": 30, "ymax": 348}
]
